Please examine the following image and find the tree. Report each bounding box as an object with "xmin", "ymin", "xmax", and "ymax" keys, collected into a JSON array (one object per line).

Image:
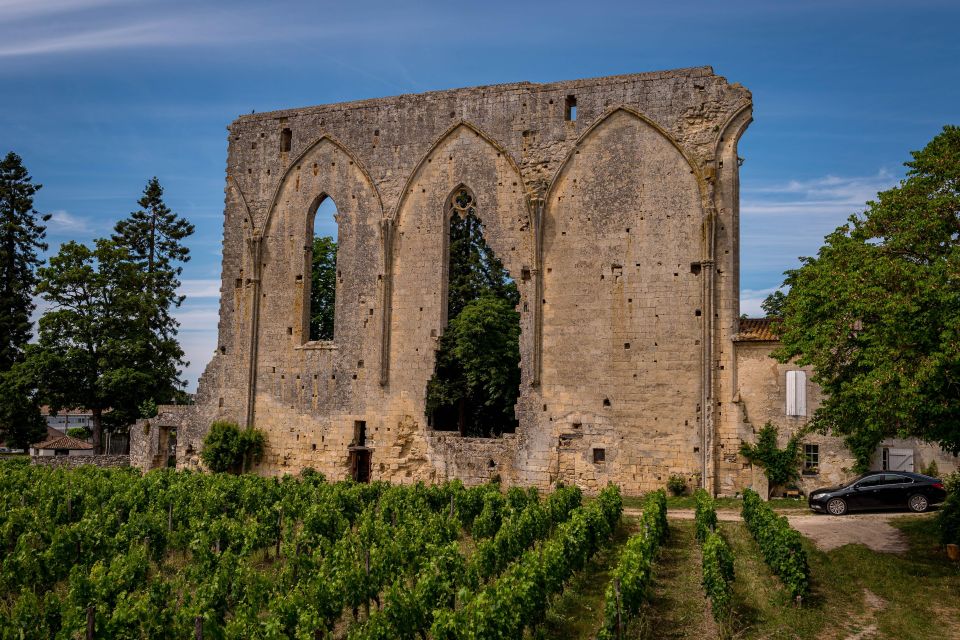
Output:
[
  {"xmin": 0, "ymin": 152, "xmax": 49, "ymax": 371},
  {"xmin": 426, "ymin": 204, "xmax": 521, "ymax": 437},
  {"xmin": 772, "ymin": 126, "xmax": 960, "ymax": 468},
  {"xmin": 25, "ymin": 239, "xmax": 161, "ymax": 452},
  {"xmin": 0, "ymin": 153, "xmax": 50, "ymax": 450},
  {"xmin": 760, "ymin": 290, "xmax": 786, "ymax": 318},
  {"xmin": 426, "ymin": 296, "xmax": 521, "ymax": 436},
  {"xmin": 309, "ymin": 236, "xmax": 336, "ymax": 341},
  {"xmin": 0, "ymin": 367, "xmax": 45, "ymax": 449},
  {"xmin": 111, "ymin": 177, "xmax": 194, "ymax": 408}
]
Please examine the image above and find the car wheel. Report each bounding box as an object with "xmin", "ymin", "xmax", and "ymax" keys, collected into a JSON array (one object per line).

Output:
[
  {"xmin": 827, "ymin": 498, "xmax": 847, "ymax": 515},
  {"xmin": 908, "ymin": 494, "xmax": 929, "ymax": 513}
]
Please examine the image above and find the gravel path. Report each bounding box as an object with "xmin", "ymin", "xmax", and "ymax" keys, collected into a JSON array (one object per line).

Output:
[{"xmin": 624, "ymin": 507, "xmax": 920, "ymax": 554}]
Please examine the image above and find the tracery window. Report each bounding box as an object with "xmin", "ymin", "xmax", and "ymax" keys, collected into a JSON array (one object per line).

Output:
[{"xmin": 425, "ymin": 186, "xmax": 521, "ymax": 437}]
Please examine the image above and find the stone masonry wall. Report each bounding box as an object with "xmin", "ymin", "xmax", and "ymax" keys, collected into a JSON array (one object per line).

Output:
[
  {"xmin": 178, "ymin": 67, "xmax": 754, "ymax": 495},
  {"xmin": 32, "ymin": 455, "xmax": 130, "ymax": 469}
]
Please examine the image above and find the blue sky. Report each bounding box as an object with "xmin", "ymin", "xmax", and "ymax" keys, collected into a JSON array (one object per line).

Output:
[{"xmin": 1, "ymin": 0, "xmax": 957, "ymax": 390}]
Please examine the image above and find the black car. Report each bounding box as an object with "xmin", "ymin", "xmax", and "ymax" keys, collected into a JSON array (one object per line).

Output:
[{"xmin": 808, "ymin": 471, "xmax": 946, "ymax": 515}]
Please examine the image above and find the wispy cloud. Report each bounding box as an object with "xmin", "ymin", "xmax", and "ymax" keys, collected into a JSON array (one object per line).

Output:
[
  {"xmin": 739, "ymin": 287, "xmax": 782, "ymax": 318},
  {"xmin": 0, "ymin": 0, "xmax": 121, "ymax": 22},
  {"xmin": 742, "ymin": 171, "xmax": 897, "ymax": 218},
  {"xmin": 47, "ymin": 210, "xmax": 95, "ymax": 235},
  {"xmin": 178, "ymin": 279, "xmax": 221, "ymax": 299},
  {"xmin": 0, "ymin": 1, "xmax": 432, "ymax": 60},
  {"xmin": 740, "ymin": 170, "xmax": 900, "ymax": 297}
]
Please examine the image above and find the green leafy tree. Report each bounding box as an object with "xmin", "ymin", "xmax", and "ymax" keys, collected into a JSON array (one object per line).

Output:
[
  {"xmin": 24, "ymin": 239, "xmax": 161, "ymax": 452},
  {"xmin": 772, "ymin": 126, "xmax": 960, "ymax": 468},
  {"xmin": 111, "ymin": 177, "xmax": 194, "ymax": 410},
  {"xmin": 760, "ymin": 290, "xmax": 786, "ymax": 318},
  {"xmin": 309, "ymin": 236, "xmax": 336, "ymax": 341},
  {"xmin": 426, "ymin": 202, "xmax": 520, "ymax": 437},
  {"xmin": 739, "ymin": 422, "xmax": 801, "ymax": 497},
  {"xmin": 0, "ymin": 153, "xmax": 49, "ymax": 448},
  {"xmin": 0, "ymin": 368, "xmax": 45, "ymax": 449}
]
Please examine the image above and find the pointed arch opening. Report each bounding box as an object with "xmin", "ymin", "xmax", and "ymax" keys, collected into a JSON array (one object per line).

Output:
[
  {"xmin": 306, "ymin": 195, "xmax": 338, "ymax": 342},
  {"xmin": 425, "ymin": 185, "xmax": 521, "ymax": 437}
]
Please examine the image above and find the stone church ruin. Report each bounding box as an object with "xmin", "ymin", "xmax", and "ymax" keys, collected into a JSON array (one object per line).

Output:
[{"xmin": 133, "ymin": 66, "xmax": 801, "ymax": 494}]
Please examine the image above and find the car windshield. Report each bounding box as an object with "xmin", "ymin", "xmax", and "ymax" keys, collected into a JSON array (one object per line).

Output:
[{"xmin": 838, "ymin": 473, "xmax": 870, "ymax": 488}]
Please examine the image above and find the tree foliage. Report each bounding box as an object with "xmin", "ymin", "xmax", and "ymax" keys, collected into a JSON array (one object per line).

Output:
[
  {"xmin": 111, "ymin": 177, "xmax": 194, "ymax": 407},
  {"xmin": 309, "ymin": 236, "xmax": 336, "ymax": 341},
  {"xmin": 0, "ymin": 152, "xmax": 49, "ymax": 371},
  {"xmin": 739, "ymin": 422, "xmax": 801, "ymax": 496},
  {"xmin": 24, "ymin": 240, "xmax": 158, "ymax": 452},
  {"xmin": 426, "ymin": 204, "xmax": 520, "ymax": 436},
  {"xmin": 0, "ymin": 153, "xmax": 49, "ymax": 449},
  {"xmin": 200, "ymin": 421, "xmax": 265, "ymax": 473},
  {"xmin": 772, "ymin": 126, "xmax": 960, "ymax": 468}
]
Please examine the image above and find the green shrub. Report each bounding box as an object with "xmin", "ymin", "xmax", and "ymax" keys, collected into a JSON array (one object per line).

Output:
[
  {"xmin": 702, "ymin": 531, "xmax": 735, "ymax": 628},
  {"xmin": 741, "ymin": 488, "xmax": 809, "ymax": 600},
  {"xmin": 941, "ymin": 471, "xmax": 959, "ymax": 494},
  {"xmin": 666, "ymin": 473, "xmax": 687, "ymax": 496},
  {"xmin": 939, "ymin": 476, "xmax": 960, "ymax": 546},
  {"xmin": 694, "ymin": 488, "xmax": 718, "ymax": 543},
  {"xmin": 200, "ymin": 421, "xmax": 265, "ymax": 473},
  {"xmin": 922, "ymin": 460, "xmax": 939, "ymax": 478}
]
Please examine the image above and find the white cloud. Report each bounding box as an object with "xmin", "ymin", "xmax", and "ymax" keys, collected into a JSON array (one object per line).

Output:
[
  {"xmin": 178, "ymin": 279, "xmax": 221, "ymax": 299},
  {"xmin": 739, "ymin": 287, "xmax": 781, "ymax": 318},
  {"xmin": 46, "ymin": 209, "xmax": 95, "ymax": 235},
  {"xmin": 740, "ymin": 169, "xmax": 899, "ymax": 286},
  {"xmin": 177, "ymin": 329, "xmax": 217, "ymax": 393},
  {"xmin": 0, "ymin": 0, "xmax": 121, "ymax": 21},
  {"xmin": 173, "ymin": 307, "xmax": 219, "ymax": 331}
]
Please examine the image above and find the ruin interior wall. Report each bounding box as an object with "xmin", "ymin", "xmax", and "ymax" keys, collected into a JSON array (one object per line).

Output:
[{"xmin": 176, "ymin": 67, "xmax": 754, "ymax": 495}]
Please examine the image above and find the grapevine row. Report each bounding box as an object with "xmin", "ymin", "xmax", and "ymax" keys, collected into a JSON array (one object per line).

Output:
[
  {"xmin": 431, "ymin": 484, "xmax": 623, "ymax": 640},
  {"xmin": 694, "ymin": 489, "xmax": 735, "ymax": 630},
  {"xmin": 348, "ymin": 484, "xmax": 584, "ymax": 640},
  {"xmin": 597, "ymin": 489, "xmax": 667, "ymax": 640},
  {"xmin": 741, "ymin": 488, "xmax": 809, "ymax": 600}
]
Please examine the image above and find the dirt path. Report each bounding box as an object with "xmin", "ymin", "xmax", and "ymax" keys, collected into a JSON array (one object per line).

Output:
[
  {"xmin": 641, "ymin": 519, "xmax": 718, "ymax": 640},
  {"xmin": 626, "ymin": 508, "xmax": 916, "ymax": 554}
]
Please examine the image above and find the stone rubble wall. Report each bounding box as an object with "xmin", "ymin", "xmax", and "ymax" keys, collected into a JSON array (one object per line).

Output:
[{"xmin": 31, "ymin": 455, "xmax": 130, "ymax": 469}]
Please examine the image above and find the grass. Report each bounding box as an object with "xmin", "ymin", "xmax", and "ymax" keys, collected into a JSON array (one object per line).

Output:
[
  {"xmin": 637, "ymin": 519, "xmax": 717, "ymax": 640},
  {"xmin": 549, "ymin": 509, "xmax": 960, "ymax": 639},
  {"xmin": 721, "ymin": 514, "xmax": 960, "ymax": 640},
  {"xmin": 540, "ymin": 515, "xmax": 640, "ymax": 639}
]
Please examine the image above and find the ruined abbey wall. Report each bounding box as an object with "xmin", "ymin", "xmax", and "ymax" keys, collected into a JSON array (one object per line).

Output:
[{"xmin": 173, "ymin": 67, "xmax": 754, "ymax": 495}]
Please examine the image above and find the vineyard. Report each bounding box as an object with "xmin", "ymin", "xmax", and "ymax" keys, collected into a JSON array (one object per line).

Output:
[
  {"xmin": 1, "ymin": 459, "xmax": 956, "ymax": 640},
  {"xmin": 0, "ymin": 460, "xmax": 628, "ymax": 639}
]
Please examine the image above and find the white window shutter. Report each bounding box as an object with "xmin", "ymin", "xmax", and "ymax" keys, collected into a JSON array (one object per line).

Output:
[{"xmin": 786, "ymin": 370, "xmax": 806, "ymax": 416}]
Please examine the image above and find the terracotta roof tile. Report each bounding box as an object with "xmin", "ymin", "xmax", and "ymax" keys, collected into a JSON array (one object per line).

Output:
[
  {"xmin": 735, "ymin": 318, "xmax": 781, "ymax": 342},
  {"xmin": 32, "ymin": 434, "xmax": 93, "ymax": 450}
]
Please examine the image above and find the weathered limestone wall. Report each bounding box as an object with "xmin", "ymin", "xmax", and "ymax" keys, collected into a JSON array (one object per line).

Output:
[
  {"xmin": 31, "ymin": 455, "xmax": 130, "ymax": 469},
  {"xmin": 178, "ymin": 67, "xmax": 754, "ymax": 494},
  {"xmin": 734, "ymin": 340, "xmax": 960, "ymax": 494}
]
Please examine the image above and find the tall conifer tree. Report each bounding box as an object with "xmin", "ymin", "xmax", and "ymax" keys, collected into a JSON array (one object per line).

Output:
[
  {"xmin": 111, "ymin": 177, "xmax": 195, "ymax": 408},
  {"xmin": 0, "ymin": 152, "xmax": 49, "ymax": 449},
  {"xmin": 0, "ymin": 152, "xmax": 49, "ymax": 370}
]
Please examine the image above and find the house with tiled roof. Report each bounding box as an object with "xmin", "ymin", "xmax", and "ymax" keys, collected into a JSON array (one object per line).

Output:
[
  {"xmin": 731, "ymin": 317, "xmax": 959, "ymax": 495},
  {"xmin": 30, "ymin": 428, "xmax": 94, "ymax": 458}
]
